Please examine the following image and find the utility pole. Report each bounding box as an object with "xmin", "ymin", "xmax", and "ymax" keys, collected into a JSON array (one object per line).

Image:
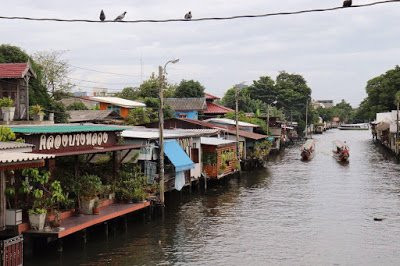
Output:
[
  {"xmin": 266, "ymin": 104, "xmax": 270, "ymax": 135},
  {"xmin": 235, "ymin": 87, "xmax": 240, "ymax": 163},
  {"xmin": 305, "ymin": 99, "xmax": 309, "ymax": 139},
  {"xmin": 158, "ymin": 66, "xmax": 165, "ymax": 205},
  {"xmin": 397, "ymin": 100, "xmax": 399, "ymax": 155}
]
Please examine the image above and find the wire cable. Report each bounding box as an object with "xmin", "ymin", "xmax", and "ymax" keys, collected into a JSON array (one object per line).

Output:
[
  {"xmin": 0, "ymin": 1, "xmax": 398, "ymax": 24},
  {"xmin": 70, "ymin": 65, "xmax": 141, "ymax": 78}
]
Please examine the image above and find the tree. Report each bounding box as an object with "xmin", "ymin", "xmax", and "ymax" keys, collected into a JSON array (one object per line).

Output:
[
  {"xmin": 125, "ymin": 107, "xmax": 151, "ymax": 125},
  {"xmin": 137, "ymin": 74, "xmax": 175, "ymax": 99},
  {"xmin": 174, "ymin": 80, "xmax": 205, "ymax": 98},
  {"xmin": 115, "ymin": 87, "xmax": 139, "ymax": 101},
  {"xmin": 355, "ymin": 66, "xmax": 400, "ymax": 121},
  {"xmin": 248, "ymin": 76, "xmax": 276, "ymax": 104},
  {"xmin": 66, "ymin": 102, "xmax": 88, "ymax": 111},
  {"xmin": 33, "ymin": 50, "xmax": 74, "ymax": 97}
]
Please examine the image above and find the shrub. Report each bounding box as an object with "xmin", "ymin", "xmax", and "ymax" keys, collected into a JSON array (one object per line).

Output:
[{"xmin": 0, "ymin": 97, "xmax": 14, "ymax": 108}]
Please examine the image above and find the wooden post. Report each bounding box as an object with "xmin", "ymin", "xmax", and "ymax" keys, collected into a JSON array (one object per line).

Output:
[
  {"xmin": 266, "ymin": 104, "xmax": 270, "ymax": 135},
  {"xmin": 235, "ymin": 87, "xmax": 241, "ymax": 164},
  {"xmin": 0, "ymin": 171, "xmax": 6, "ymax": 231},
  {"xmin": 158, "ymin": 66, "xmax": 165, "ymax": 206}
]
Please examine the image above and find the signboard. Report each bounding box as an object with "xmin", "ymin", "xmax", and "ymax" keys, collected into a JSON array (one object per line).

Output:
[{"xmin": 21, "ymin": 131, "xmax": 117, "ymax": 153}]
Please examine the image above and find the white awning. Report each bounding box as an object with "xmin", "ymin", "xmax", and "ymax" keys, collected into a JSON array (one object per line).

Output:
[{"xmin": 0, "ymin": 152, "xmax": 55, "ymax": 164}]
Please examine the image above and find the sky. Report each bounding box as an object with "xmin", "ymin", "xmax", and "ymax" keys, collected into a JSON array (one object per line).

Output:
[{"xmin": 1, "ymin": 0, "xmax": 399, "ymax": 107}]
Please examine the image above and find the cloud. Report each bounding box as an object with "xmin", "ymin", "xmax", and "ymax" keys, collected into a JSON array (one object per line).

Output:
[{"xmin": 1, "ymin": 0, "xmax": 399, "ymax": 106}]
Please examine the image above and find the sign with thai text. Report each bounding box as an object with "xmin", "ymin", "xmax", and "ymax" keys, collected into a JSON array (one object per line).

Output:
[{"xmin": 38, "ymin": 132, "xmax": 110, "ymax": 151}]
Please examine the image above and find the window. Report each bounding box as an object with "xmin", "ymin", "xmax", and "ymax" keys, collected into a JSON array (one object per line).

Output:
[
  {"xmin": 191, "ymin": 148, "xmax": 199, "ymax": 163},
  {"xmin": 178, "ymin": 113, "xmax": 187, "ymax": 118}
]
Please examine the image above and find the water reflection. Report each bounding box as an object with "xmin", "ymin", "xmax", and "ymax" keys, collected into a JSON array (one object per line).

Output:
[{"xmin": 28, "ymin": 130, "xmax": 400, "ymax": 266}]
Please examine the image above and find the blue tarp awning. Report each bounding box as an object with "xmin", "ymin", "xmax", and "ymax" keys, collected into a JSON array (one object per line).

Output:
[{"xmin": 164, "ymin": 140, "xmax": 194, "ymax": 172}]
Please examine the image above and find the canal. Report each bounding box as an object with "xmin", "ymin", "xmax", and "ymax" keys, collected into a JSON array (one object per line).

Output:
[{"xmin": 28, "ymin": 129, "xmax": 400, "ymax": 265}]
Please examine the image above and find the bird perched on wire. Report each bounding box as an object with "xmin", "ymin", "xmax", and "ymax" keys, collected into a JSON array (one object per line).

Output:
[
  {"xmin": 99, "ymin": 10, "xmax": 106, "ymax": 21},
  {"xmin": 184, "ymin": 11, "xmax": 192, "ymax": 20},
  {"xmin": 114, "ymin": 11, "xmax": 127, "ymax": 21},
  {"xmin": 343, "ymin": 0, "xmax": 352, "ymax": 7}
]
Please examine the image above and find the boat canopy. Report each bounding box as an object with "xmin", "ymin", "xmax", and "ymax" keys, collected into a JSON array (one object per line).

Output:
[
  {"xmin": 333, "ymin": 140, "xmax": 348, "ymax": 149},
  {"xmin": 302, "ymin": 139, "xmax": 315, "ymax": 150}
]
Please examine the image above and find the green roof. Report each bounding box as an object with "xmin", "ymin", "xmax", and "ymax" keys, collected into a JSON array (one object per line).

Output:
[{"xmin": 10, "ymin": 125, "xmax": 126, "ymax": 134}]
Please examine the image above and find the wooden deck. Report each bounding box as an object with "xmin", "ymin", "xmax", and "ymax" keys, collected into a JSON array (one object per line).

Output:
[{"xmin": 24, "ymin": 201, "xmax": 150, "ymax": 239}]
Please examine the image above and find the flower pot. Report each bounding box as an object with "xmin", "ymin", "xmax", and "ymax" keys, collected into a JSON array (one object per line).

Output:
[
  {"xmin": 33, "ymin": 113, "xmax": 44, "ymax": 121},
  {"xmin": 81, "ymin": 198, "xmax": 96, "ymax": 214},
  {"xmin": 1, "ymin": 107, "xmax": 15, "ymax": 122},
  {"xmin": 29, "ymin": 213, "xmax": 46, "ymax": 231}
]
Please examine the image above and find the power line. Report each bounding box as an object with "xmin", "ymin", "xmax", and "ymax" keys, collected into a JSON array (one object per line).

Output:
[
  {"xmin": 0, "ymin": 1, "xmax": 398, "ymax": 24},
  {"xmin": 67, "ymin": 76, "xmax": 138, "ymax": 85},
  {"xmin": 71, "ymin": 65, "xmax": 141, "ymax": 78}
]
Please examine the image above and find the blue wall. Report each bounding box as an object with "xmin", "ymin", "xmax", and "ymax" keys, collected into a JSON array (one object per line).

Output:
[{"xmin": 174, "ymin": 111, "xmax": 198, "ymax": 120}]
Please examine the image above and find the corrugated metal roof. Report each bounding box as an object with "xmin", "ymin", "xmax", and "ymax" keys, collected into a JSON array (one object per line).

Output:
[
  {"xmin": 175, "ymin": 118, "xmax": 267, "ymax": 140},
  {"xmin": 0, "ymin": 141, "xmax": 34, "ymax": 150},
  {"xmin": 205, "ymin": 118, "xmax": 259, "ymax": 127},
  {"xmin": 200, "ymin": 137, "xmax": 235, "ymax": 146},
  {"xmin": 89, "ymin": 97, "xmax": 146, "ymax": 108},
  {"xmin": 10, "ymin": 124, "xmax": 126, "ymax": 134},
  {"xmin": 0, "ymin": 152, "xmax": 55, "ymax": 163},
  {"xmin": 122, "ymin": 128, "xmax": 218, "ymax": 139},
  {"xmin": 164, "ymin": 98, "xmax": 206, "ymax": 111},
  {"xmin": 68, "ymin": 110, "xmax": 121, "ymax": 122}
]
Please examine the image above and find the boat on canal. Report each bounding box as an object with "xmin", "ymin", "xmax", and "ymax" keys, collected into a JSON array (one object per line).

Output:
[
  {"xmin": 301, "ymin": 139, "xmax": 315, "ymax": 161},
  {"xmin": 332, "ymin": 140, "xmax": 350, "ymax": 163},
  {"xmin": 338, "ymin": 123, "xmax": 369, "ymax": 130}
]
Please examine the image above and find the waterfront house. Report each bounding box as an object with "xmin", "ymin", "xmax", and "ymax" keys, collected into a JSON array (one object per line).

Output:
[
  {"xmin": 374, "ymin": 110, "xmax": 400, "ymax": 155},
  {"xmin": 0, "ymin": 62, "xmax": 36, "ymax": 120},
  {"xmin": 8, "ymin": 124, "xmax": 149, "ymax": 248},
  {"xmin": 164, "ymin": 98, "xmax": 206, "ymax": 120},
  {"xmin": 0, "ymin": 141, "xmax": 54, "ymax": 265},
  {"xmin": 121, "ymin": 127, "xmax": 219, "ymax": 191},
  {"xmin": 201, "ymin": 137, "xmax": 238, "ymax": 179},
  {"xmin": 204, "ymin": 118, "xmax": 259, "ymax": 132},
  {"xmin": 88, "ymin": 96, "xmax": 146, "ymax": 118},
  {"xmin": 144, "ymin": 118, "xmax": 268, "ymax": 161},
  {"xmin": 203, "ymin": 93, "xmax": 234, "ymax": 119}
]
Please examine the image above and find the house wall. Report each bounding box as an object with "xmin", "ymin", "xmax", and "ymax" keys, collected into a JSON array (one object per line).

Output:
[
  {"xmin": 0, "ymin": 79, "xmax": 28, "ymax": 120},
  {"xmin": 202, "ymin": 144, "xmax": 237, "ymax": 178},
  {"xmin": 174, "ymin": 111, "xmax": 198, "ymax": 120},
  {"xmin": 98, "ymin": 102, "xmax": 129, "ymax": 118}
]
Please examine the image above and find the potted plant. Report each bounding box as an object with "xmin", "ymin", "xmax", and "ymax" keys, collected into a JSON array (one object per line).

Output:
[
  {"xmin": 30, "ymin": 104, "xmax": 45, "ymax": 121},
  {"xmin": 79, "ymin": 174, "xmax": 103, "ymax": 214},
  {"xmin": 5, "ymin": 186, "xmax": 23, "ymax": 226},
  {"xmin": 28, "ymin": 208, "xmax": 47, "ymax": 231},
  {"xmin": 0, "ymin": 97, "xmax": 15, "ymax": 122},
  {"xmin": 92, "ymin": 200, "xmax": 100, "ymax": 215},
  {"xmin": 21, "ymin": 169, "xmax": 65, "ymax": 231}
]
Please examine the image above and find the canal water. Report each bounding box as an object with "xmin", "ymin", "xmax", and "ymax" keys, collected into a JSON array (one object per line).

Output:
[{"xmin": 28, "ymin": 129, "xmax": 400, "ymax": 265}]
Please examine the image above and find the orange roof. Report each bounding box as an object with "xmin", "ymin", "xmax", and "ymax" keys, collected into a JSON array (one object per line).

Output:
[{"xmin": 204, "ymin": 102, "xmax": 234, "ymax": 114}]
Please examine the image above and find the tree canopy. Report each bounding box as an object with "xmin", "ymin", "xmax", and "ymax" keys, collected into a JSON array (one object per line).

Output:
[
  {"xmin": 355, "ymin": 65, "xmax": 400, "ymax": 121},
  {"xmin": 174, "ymin": 80, "xmax": 205, "ymax": 98}
]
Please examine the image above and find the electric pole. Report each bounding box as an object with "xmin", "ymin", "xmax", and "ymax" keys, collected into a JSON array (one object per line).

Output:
[
  {"xmin": 158, "ymin": 66, "xmax": 165, "ymax": 205},
  {"xmin": 235, "ymin": 87, "xmax": 240, "ymax": 163},
  {"xmin": 305, "ymin": 99, "xmax": 309, "ymax": 139}
]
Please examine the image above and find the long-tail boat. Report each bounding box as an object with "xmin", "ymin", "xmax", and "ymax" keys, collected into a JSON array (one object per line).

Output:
[
  {"xmin": 301, "ymin": 139, "xmax": 315, "ymax": 161},
  {"xmin": 332, "ymin": 140, "xmax": 350, "ymax": 162}
]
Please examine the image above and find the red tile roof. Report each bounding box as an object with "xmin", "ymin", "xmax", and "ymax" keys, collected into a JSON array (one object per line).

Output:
[
  {"xmin": 204, "ymin": 102, "xmax": 234, "ymax": 114},
  {"xmin": 178, "ymin": 118, "xmax": 267, "ymax": 140},
  {"xmin": 0, "ymin": 63, "xmax": 35, "ymax": 79},
  {"xmin": 205, "ymin": 93, "xmax": 220, "ymax": 100}
]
